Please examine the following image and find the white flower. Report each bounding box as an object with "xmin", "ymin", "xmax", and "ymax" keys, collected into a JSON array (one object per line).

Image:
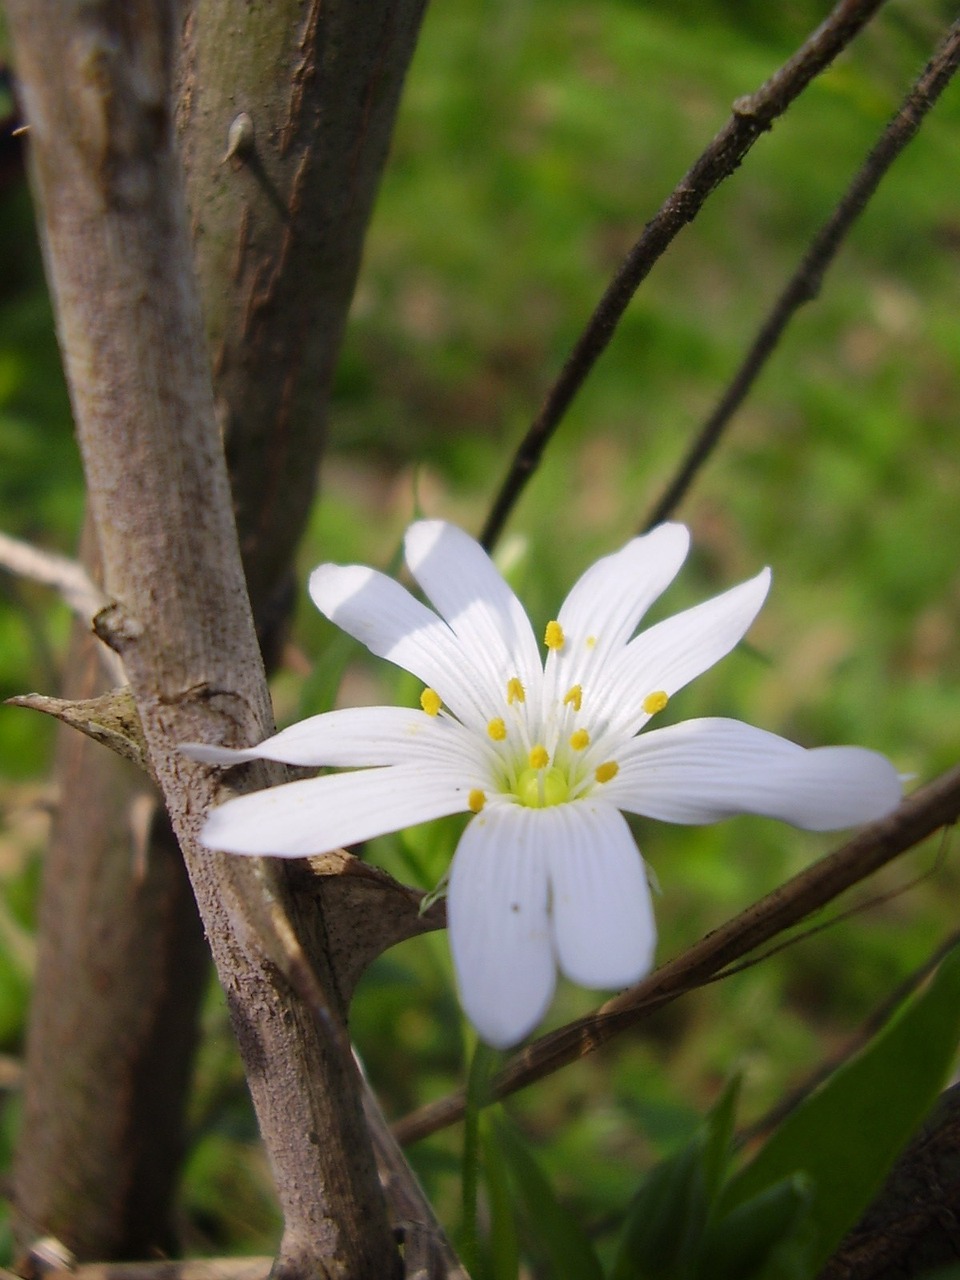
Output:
[{"xmin": 185, "ymin": 521, "xmax": 902, "ymax": 1049}]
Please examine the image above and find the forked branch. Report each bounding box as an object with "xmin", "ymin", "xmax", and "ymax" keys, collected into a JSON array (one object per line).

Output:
[
  {"xmin": 480, "ymin": 0, "xmax": 890, "ymax": 550},
  {"xmin": 644, "ymin": 17, "xmax": 960, "ymax": 529},
  {"xmin": 395, "ymin": 762, "xmax": 960, "ymax": 1144}
]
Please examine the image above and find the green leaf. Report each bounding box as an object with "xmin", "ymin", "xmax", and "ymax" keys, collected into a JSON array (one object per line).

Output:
[
  {"xmin": 698, "ymin": 1175, "xmax": 811, "ymax": 1280},
  {"xmin": 481, "ymin": 1119, "xmax": 520, "ymax": 1280},
  {"xmin": 461, "ymin": 1042, "xmax": 498, "ymax": 1276},
  {"xmin": 496, "ymin": 1115, "xmax": 604, "ymax": 1280},
  {"xmin": 611, "ymin": 1135, "xmax": 709, "ymax": 1280},
  {"xmin": 701, "ymin": 1075, "xmax": 742, "ymax": 1203},
  {"xmin": 721, "ymin": 945, "xmax": 960, "ymax": 1272}
]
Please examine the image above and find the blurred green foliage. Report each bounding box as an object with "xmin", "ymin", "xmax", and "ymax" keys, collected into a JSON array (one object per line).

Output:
[{"xmin": 2, "ymin": 0, "xmax": 959, "ymax": 1270}]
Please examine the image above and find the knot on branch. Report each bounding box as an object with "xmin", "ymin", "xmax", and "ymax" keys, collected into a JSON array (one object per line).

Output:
[{"xmin": 93, "ymin": 600, "xmax": 144, "ymax": 654}]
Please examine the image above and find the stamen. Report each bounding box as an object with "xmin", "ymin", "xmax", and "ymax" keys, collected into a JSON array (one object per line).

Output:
[
  {"xmin": 544, "ymin": 620, "xmax": 565, "ymax": 650},
  {"xmin": 468, "ymin": 789, "xmax": 486, "ymax": 813},
  {"xmin": 488, "ymin": 718, "xmax": 507, "ymax": 741},
  {"xmin": 563, "ymin": 684, "xmax": 582, "ymax": 711},
  {"xmin": 642, "ymin": 690, "xmax": 669, "ymax": 715},
  {"xmin": 506, "ymin": 677, "xmax": 525, "ymax": 705},
  {"xmin": 420, "ymin": 687, "xmax": 442, "ymax": 716},
  {"xmin": 595, "ymin": 761, "xmax": 619, "ymax": 784},
  {"xmin": 529, "ymin": 744, "xmax": 549, "ymax": 770},
  {"xmin": 586, "ymin": 635, "xmax": 597, "ymax": 649},
  {"xmin": 570, "ymin": 728, "xmax": 590, "ymax": 751}
]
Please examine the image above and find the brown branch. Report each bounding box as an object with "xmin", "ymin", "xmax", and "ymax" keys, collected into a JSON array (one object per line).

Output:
[
  {"xmin": 737, "ymin": 926, "xmax": 960, "ymax": 1149},
  {"xmin": 479, "ymin": 0, "xmax": 890, "ymax": 550},
  {"xmin": 10, "ymin": 0, "xmax": 434, "ymax": 1266},
  {"xmin": 394, "ymin": 762, "xmax": 960, "ymax": 1146},
  {"xmin": 0, "ymin": 531, "xmax": 108, "ymax": 624},
  {"xmin": 821, "ymin": 1081, "xmax": 960, "ymax": 1278},
  {"xmin": 4, "ymin": 3, "xmax": 399, "ymax": 1274},
  {"xmin": 644, "ymin": 17, "xmax": 960, "ymax": 530}
]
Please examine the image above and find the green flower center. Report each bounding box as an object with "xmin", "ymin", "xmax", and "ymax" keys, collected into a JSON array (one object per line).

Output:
[{"xmin": 516, "ymin": 765, "xmax": 570, "ymax": 808}]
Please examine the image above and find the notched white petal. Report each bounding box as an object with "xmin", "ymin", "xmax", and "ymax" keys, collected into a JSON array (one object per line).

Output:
[
  {"xmin": 547, "ymin": 804, "xmax": 656, "ymax": 989},
  {"xmin": 557, "ymin": 523, "xmax": 690, "ymax": 658},
  {"xmin": 448, "ymin": 805, "xmax": 555, "ymax": 1049},
  {"xmin": 404, "ymin": 520, "xmax": 543, "ymax": 711},
  {"xmin": 609, "ymin": 717, "xmax": 902, "ymax": 830},
  {"xmin": 592, "ymin": 567, "xmax": 771, "ymax": 735},
  {"xmin": 200, "ymin": 765, "xmax": 470, "ymax": 857},
  {"xmin": 182, "ymin": 705, "xmax": 457, "ymax": 769},
  {"xmin": 307, "ymin": 560, "xmax": 494, "ymax": 730}
]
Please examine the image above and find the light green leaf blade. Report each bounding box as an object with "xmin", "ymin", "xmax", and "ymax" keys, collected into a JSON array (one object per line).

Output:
[
  {"xmin": 721, "ymin": 945, "xmax": 960, "ymax": 1271},
  {"xmin": 496, "ymin": 1115, "xmax": 604, "ymax": 1280}
]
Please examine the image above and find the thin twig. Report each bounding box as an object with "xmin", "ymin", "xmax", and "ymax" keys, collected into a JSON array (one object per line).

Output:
[
  {"xmin": 0, "ymin": 530, "xmax": 109, "ymax": 623},
  {"xmin": 394, "ymin": 762, "xmax": 960, "ymax": 1145},
  {"xmin": 0, "ymin": 529, "xmax": 124, "ymax": 684},
  {"xmin": 479, "ymin": 0, "xmax": 890, "ymax": 550},
  {"xmin": 644, "ymin": 17, "xmax": 960, "ymax": 530},
  {"xmin": 737, "ymin": 926, "xmax": 960, "ymax": 1148}
]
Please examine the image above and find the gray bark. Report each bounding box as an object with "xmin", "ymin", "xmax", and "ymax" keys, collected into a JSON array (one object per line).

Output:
[
  {"xmin": 3, "ymin": 3, "xmax": 403, "ymax": 1274},
  {"xmin": 9, "ymin": 0, "xmax": 429, "ymax": 1264}
]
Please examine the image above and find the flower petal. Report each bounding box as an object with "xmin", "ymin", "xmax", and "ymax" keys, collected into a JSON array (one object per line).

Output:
[
  {"xmin": 547, "ymin": 803, "xmax": 656, "ymax": 989},
  {"xmin": 308, "ymin": 562, "xmax": 493, "ymax": 730},
  {"xmin": 447, "ymin": 804, "xmax": 556, "ymax": 1049},
  {"xmin": 546, "ymin": 522, "xmax": 690, "ymax": 694},
  {"xmin": 606, "ymin": 717, "xmax": 903, "ymax": 830},
  {"xmin": 591, "ymin": 568, "xmax": 771, "ymax": 738},
  {"xmin": 404, "ymin": 520, "xmax": 543, "ymax": 715},
  {"xmin": 200, "ymin": 764, "xmax": 472, "ymax": 856},
  {"xmin": 182, "ymin": 705, "xmax": 486, "ymax": 769}
]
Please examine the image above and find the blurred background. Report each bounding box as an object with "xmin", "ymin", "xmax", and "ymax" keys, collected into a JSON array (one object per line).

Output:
[{"xmin": 1, "ymin": 0, "xmax": 958, "ymax": 1265}]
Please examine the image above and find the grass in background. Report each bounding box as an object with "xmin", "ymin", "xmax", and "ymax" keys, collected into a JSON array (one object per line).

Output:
[{"xmin": 1, "ymin": 0, "xmax": 958, "ymax": 1264}]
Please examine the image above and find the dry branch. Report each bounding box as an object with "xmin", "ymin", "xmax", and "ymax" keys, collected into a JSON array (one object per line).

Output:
[
  {"xmin": 644, "ymin": 16, "xmax": 960, "ymax": 529},
  {"xmin": 3, "ymin": 3, "xmax": 398, "ymax": 1274},
  {"xmin": 395, "ymin": 762, "xmax": 960, "ymax": 1145},
  {"xmin": 480, "ymin": 0, "xmax": 889, "ymax": 550}
]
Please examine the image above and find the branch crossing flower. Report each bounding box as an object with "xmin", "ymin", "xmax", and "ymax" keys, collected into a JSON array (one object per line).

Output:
[{"xmin": 184, "ymin": 521, "xmax": 902, "ymax": 1048}]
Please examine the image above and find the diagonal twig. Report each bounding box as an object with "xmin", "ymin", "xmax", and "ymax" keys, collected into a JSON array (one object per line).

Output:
[
  {"xmin": 644, "ymin": 17, "xmax": 960, "ymax": 530},
  {"xmin": 394, "ymin": 761, "xmax": 960, "ymax": 1145},
  {"xmin": 0, "ymin": 529, "xmax": 109, "ymax": 623},
  {"xmin": 479, "ymin": 0, "xmax": 890, "ymax": 550}
]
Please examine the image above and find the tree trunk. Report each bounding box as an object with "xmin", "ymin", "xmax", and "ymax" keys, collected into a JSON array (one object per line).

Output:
[
  {"xmin": 9, "ymin": 0, "xmax": 427, "ymax": 1263},
  {"xmin": 4, "ymin": 2, "xmax": 412, "ymax": 1274}
]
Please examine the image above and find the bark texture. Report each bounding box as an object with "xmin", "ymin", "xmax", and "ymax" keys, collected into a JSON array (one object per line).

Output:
[
  {"xmin": 177, "ymin": 0, "xmax": 428, "ymax": 626},
  {"xmin": 4, "ymin": 3, "xmax": 401, "ymax": 1275},
  {"xmin": 12, "ymin": 524, "xmax": 210, "ymax": 1262},
  {"xmin": 9, "ymin": 0, "xmax": 427, "ymax": 1262}
]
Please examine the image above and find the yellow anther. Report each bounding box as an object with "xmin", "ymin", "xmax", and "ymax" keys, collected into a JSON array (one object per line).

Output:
[
  {"xmin": 642, "ymin": 690, "xmax": 669, "ymax": 716},
  {"xmin": 506, "ymin": 677, "xmax": 526, "ymax": 705},
  {"xmin": 570, "ymin": 728, "xmax": 590, "ymax": 751},
  {"xmin": 468, "ymin": 789, "xmax": 486, "ymax": 813},
  {"xmin": 487, "ymin": 717, "xmax": 507, "ymax": 741},
  {"xmin": 586, "ymin": 635, "xmax": 597, "ymax": 649},
  {"xmin": 595, "ymin": 761, "xmax": 619, "ymax": 784},
  {"xmin": 420, "ymin": 687, "xmax": 442, "ymax": 716},
  {"xmin": 563, "ymin": 684, "xmax": 582, "ymax": 712},
  {"xmin": 529, "ymin": 744, "xmax": 549, "ymax": 770},
  {"xmin": 544, "ymin": 620, "xmax": 565, "ymax": 650}
]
